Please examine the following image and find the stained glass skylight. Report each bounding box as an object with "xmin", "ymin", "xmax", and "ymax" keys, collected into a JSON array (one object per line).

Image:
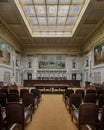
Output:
[{"xmin": 14, "ymin": 0, "xmax": 90, "ymax": 37}]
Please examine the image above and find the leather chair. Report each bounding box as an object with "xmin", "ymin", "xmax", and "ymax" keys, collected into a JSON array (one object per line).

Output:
[
  {"xmin": 6, "ymin": 102, "xmax": 32, "ymax": 130},
  {"xmin": 69, "ymin": 93, "xmax": 82, "ymax": 114},
  {"xmin": 0, "ymin": 93, "xmax": 7, "ymax": 108},
  {"xmin": 22, "ymin": 93, "xmax": 35, "ymax": 112},
  {"xmin": 0, "ymin": 105, "xmax": 6, "ymax": 130},
  {"xmin": 9, "ymin": 89, "xmax": 19, "ymax": 95},
  {"xmin": 98, "ymin": 94, "xmax": 104, "ymax": 108},
  {"xmin": 31, "ymin": 88, "xmax": 41, "ymax": 106},
  {"xmin": 86, "ymin": 89, "xmax": 96, "ymax": 95},
  {"xmin": 71, "ymin": 103, "xmax": 99, "ymax": 130},
  {"xmin": 97, "ymin": 89, "xmax": 104, "ymax": 98},
  {"xmin": 7, "ymin": 93, "xmax": 20, "ymax": 102},
  {"xmin": 20, "ymin": 89, "xmax": 29, "ymax": 98},
  {"xmin": 64, "ymin": 89, "xmax": 74, "ymax": 106},
  {"xmin": 75, "ymin": 89, "xmax": 84, "ymax": 99},
  {"xmin": 0, "ymin": 88, "xmax": 8, "ymax": 96},
  {"xmin": 84, "ymin": 93, "xmax": 96, "ymax": 103}
]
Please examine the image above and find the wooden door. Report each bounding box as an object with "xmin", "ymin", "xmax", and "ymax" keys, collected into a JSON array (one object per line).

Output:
[
  {"xmin": 27, "ymin": 73, "xmax": 32, "ymax": 80},
  {"xmin": 72, "ymin": 73, "xmax": 76, "ymax": 80}
]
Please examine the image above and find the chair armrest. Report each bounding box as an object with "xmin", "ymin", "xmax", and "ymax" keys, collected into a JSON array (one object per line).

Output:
[
  {"xmin": 1, "ymin": 107, "xmax": 6, "ymax": 112},
  {"xmin": 72, "ymin": 104, "xmax": 78, "ymax": 111},
  {"xmin": 24, "ymin": 106, "xmax": 32, "ymax": 121},
  {"xmin": 65, "ymin": 96, "xmax": 69, "ymax": 100},
  {"xmin": 71, "ymin": 105, "xmax": 79, "ymax": 122},
  {"xmin": 85, "ymin": 125, "xmax": 93, "ymax": 130},
  {"xmin": 25, "ymin": 104, "xmax": 32, "ymax": 111},
  {"xmin": 9, "ymin": 123, "xmax": 18, "ymax": 130}
]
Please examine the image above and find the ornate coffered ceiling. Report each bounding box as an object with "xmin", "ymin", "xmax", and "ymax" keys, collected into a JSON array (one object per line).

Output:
[{"xmin": 14, "ymin": 0, "xmax": 90, "ymax": 37}]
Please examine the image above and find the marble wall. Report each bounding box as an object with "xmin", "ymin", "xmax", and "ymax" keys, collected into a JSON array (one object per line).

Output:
[
  {"xmin": 0, "ymin": 24, "xmax": 22, "ymax": 86},
  {"xmin": 22, "ymin": 55, "xmax": 82, "ymax": 81},
  {"xmin": 0, "ymin": 22, "xmax": 104, "ymax": 87}
]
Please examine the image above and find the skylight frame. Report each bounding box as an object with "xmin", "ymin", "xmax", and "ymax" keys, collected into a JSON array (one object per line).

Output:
[{"xmin": 15, "ymin": 0, "xmax": 91, "ymax": 37}]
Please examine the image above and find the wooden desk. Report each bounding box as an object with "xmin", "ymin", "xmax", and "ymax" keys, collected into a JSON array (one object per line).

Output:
[
  {"xmin": 24, "ymin": 80, "xmax": 80, "ymax": 88},
  {"xmin": 34, "ymin": 84, "xmax": 69, "ymax": 92}
]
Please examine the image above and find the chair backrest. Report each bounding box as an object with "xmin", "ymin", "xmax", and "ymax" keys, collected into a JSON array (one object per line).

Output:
[
  {"xmin": 79, "ymin": 103, "xmax": 99, "ymax": 129},
  {"xmin": 100, "ymin": 106, "xmax": 104, "ymax": 130},
  {"xmin": 0, "ymin": 93, "xmax": 7, "ymax": 107},
  {"xmin": 22, "ymin": 93, "xmax": 34, "ymax": 108},
  {"xmin": 65, "ymin": 89, "xmax": 74, "ymax": 98},
  {"xmin": 20, "ymin": 89, "xmax": 29, "ymax": 98},
  {"xmin": 6, "ymin": 102, "xmax": 24, "ymax": 130},
  {"xmin": 69, "ymin": 93, "xmax": 82, "ymax": 108},
  {"xmin": 9, "ymin": 89, "xmax": 19, "ymax": 95},
  {"xmin": 7, "ymin": 93, "xmax": 20, "ymax": 102},
  {"xmin": 0, "ymin": 105, "xmax": 3, "ymax": 130},
  {"xmin": 0, "ymin": 88, "xmax": 8, "ymax": 96},
  {"xmin": 98, "ymin": 94, "xmax": 104, "ymax": 108},
  {"xmin": 84, "ymin": 93, "xmax": 96, "ymax": 103},
  {"xmin": 75, "ymin": 89, "xmax": 85, "ymax": 99},
  {"xmin": 31, "ymin": 89, "xmax": 41, "ymax": 98},
  {"xmin": 86, "ymin": 89, "xmax": 96, "ymax": 95},
  {"xmin": 97, "ymin": 89, "xmax": 104, "ymax": 98}
]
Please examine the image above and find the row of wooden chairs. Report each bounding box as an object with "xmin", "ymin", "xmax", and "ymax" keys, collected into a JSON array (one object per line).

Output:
[
  {"xmin": 0, "ymin": 88, "xmax": 41, "ymax": 98},
  {"xmin": 64, "ymin": 89, "xmax": 104, "ymax": 108},
  {"xmin": 64, "ymin": 92, "xmax": 104, "ymax": 130},
  {"xmin": 0, "ymin": 92, "xmax": 41, "ymax": 113},
  {"xmin": 67, "ymin": 94, "xmax": 104, "ymax": 110},
  {"xmin": 0, "ymin": 89, "xmax": 42, "ymax": 130},
  {"xmin": 71, "ymin": 103, "xmax": 104, "ymax": 130},
  {"xmin": 0, "ymin": 102, "xmax": 32, "ymax": 130},
  {"xmin": 64, "ymin": 88, "xmax": 104, "ymax": 100}
]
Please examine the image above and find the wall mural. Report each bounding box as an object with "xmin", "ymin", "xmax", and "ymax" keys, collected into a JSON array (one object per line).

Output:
[
  {"xmin": 0, "ymin": 38, "xmax": 11, "ymax": 65},
  {"xmin": 38, "ymin": 55, "xmax": 65, "ymax": 69},
  {"xmin": 94, "ymin": 42, "xmax": 104, "ymax": 65}
]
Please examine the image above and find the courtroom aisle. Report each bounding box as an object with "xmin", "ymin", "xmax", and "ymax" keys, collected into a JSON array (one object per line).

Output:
[{"xmin": 25, "ymin": 94, "xmax": 77, "ymax": 130}]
